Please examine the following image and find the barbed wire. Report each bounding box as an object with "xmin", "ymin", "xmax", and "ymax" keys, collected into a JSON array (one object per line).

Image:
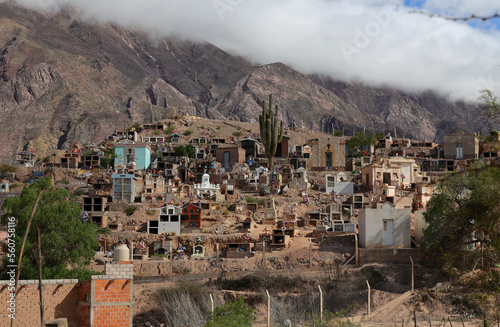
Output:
[{"xmin": 409, "ymin": 9, "xmax": 500, "ymax": 21}]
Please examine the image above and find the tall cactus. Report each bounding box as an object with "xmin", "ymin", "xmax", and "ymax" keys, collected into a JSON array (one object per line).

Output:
[{"xmin": 259, "ymin": 94, "xmax": 284, "ymax": 168}]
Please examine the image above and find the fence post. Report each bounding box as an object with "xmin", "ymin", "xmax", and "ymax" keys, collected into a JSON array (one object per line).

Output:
[
  {"xmin": 410, "ymin": 256, "xmax": 414, "ymax": 293},
  {"xmin": 318, "ymin": 285, "xmax": 323, "ymax": 322},
  {"xmin": 263, "ymin": 240, "xmax": 266, "ymax": 270},
  {"xmin": 170, "ymin": 251, "xmax": 173, "ymax": 282},
  {"xmin": 309, "ymin": 238, "xmax": 312, "ymax": 270},
  {"xmin": 366, "ymin": 280, "xmax": 371, "ymax": 316},
  {"xmin": 216, "ymin": 243, "xmax": 219, "ymax": 261},
  {"xmin": 266, "ymin": 289, "xmax": 271, "ymax": 327},
  {"xmin": 209, "ymin": 294, "xmax": 214, "ymax": 312},
  {"xmin": 355, "ymin": 234, "xmax": 359, "ymax": 266}
]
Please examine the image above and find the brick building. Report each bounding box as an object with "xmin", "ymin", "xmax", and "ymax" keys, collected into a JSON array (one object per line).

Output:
[
  {"xmin": 215, "ymin": 146, "xmax": 245, "ymax": 170},
  {"xmin": 181, "ymin": 204, "xmax": 202, "ymax": 228}
]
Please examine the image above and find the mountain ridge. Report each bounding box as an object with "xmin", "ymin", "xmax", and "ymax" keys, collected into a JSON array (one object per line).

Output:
[{"xmin": 0, "ymin": 2, "xmax": 492, "ymax": 162}]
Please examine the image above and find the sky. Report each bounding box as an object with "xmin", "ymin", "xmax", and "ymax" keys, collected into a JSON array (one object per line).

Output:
[{"xmin": 3, "ymin": 0, "xmax": 500, "ymax": 102}]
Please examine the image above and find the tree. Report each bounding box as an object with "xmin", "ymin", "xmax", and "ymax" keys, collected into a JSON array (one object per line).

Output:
[
  {"xmin": 174, "ymin": 145, "xmax": 188, "ymax": 157},
  {"xmin": 345, "ymin": 132, "xmax": 378, "ymax": 158},
  {"xmin": 185, "ymin": 144, "xmax": 196, "ymax": 159},
  {"xmin": 479, "ymin": 89, "xmax": 500, "ymax": 121},
  {"xmin": 421, "ymin": 164, "xmax": 500, "ymax": 270},
  {"xmin": 205, "ymin": 297, "xmax": 255, "ymax": 327},
  {"xmin": 1, "ymin": 177, "xmax": 100, "ymax": 280},
  {"xmin": 101, "ymin": 146, "xmax": 116, "ymax": 168},
  {"xmin": 259, "ymin": 94, "xmax": 284, "ymax": 168}
]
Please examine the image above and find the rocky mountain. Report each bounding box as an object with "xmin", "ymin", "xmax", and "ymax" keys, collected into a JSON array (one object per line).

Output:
[{"xmin": 0, "ymin": 3, "xmax": 492, "ymax": 163}]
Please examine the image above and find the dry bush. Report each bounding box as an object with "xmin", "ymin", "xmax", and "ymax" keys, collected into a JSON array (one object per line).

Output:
[{"xmin": 155, "ymin": 283, "xmax": 223, "ymax": 327}]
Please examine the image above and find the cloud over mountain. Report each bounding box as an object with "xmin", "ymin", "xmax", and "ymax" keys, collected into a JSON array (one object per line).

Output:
[{"xmin": 3, "ymin": 0, "xmax": 500, "ymax": 101}]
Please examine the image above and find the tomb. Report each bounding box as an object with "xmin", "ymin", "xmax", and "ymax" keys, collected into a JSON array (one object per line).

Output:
[
  {"xmin": 261, "ymin": 197, "xmax": 277, "ymax": 224},
  {"xmin": 191, "ymin": 245, "xmax": 205, "ymax": 259},
  {"xmin": 147, "ymin": 205, "xmax": 181, "ymax": 235},
  {"xmin": 226, "ymin": 243, "xmax": 254, "ymax": 258},
  {"xmin": 149, "ymin": 240, "xmax": 173, "ymax": 256},
  {"xmin": 193, "ymin": 172, "xmax": 220, "ymax": 197},
  {"xmin": 0, "ymin": 183, "xmax": 9, "ymax": 193}
]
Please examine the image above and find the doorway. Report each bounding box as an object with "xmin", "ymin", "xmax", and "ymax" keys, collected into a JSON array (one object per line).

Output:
[{"xmin": 383, "ymin": 219, "xmax": 394, "ymax": 246}]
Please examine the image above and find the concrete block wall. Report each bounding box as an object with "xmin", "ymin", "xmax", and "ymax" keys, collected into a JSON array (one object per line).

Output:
[
  {"xmin": 103, "ymin": 263, "xmax": 134, "ymax": 279},
  {"xmin": 0, "ymin": 279, "xmax": 79, "ymax": 327}
]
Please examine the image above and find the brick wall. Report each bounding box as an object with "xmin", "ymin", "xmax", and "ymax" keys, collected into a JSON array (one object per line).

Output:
[
  {"xmin": 0, "ymin": 279, "xmax": 79, "ymax": 327},
  {"xmin": 76, "ymin": 264, "xmax": 133, "ymax": 327},
  {"xmin": 78, "ymin": 280, "xmax": 91, "ymax": 327},
  {"xmin": 80, "ymin": 276, "xmax": 133, "ymax": 327},
  {"xmin": 0, "ymin": 264, "xmax": 133, "ymax": 327}
]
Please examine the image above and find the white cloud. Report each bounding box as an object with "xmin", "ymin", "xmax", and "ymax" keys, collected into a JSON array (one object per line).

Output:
[{"xmin": 3, "ymin": 0, "xmax": 500, "ymax": 101}]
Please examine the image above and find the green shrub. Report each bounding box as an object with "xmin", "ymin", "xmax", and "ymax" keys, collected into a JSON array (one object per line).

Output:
[
  {"xmin": 232, "ymin": 131, "xmax": 243, "ymax": 138},
  {"xmin": 166, "ymin": 125, "xmax": 175, "ymax": 134},
  {"xmin": 186, "ymin": 144, "xmax": 196, "ymax": 158},
  {"xmin": 183, "ymin": 129, "xmax": 194, "ymax": 136},
  {"xmin": 244, "ymin": 196, "xmax": 264, "ymax": 205},
  {"xmin": 174, "ymin": 145, "xmax": 187, "ymax": 157},
  {"xmin": 361, "ymin": 266, "xmax": 386, "ymax": 286},
  {"xmin": 304, "ymin": 310, "xmax": 360, "ymax": 327},
  {"xmin": 125, "ymin": 205, "xmax": 138, "ymax": 216},
  {"xmin": 205, "ymin": 297, "xmax": 255, "ymax": 327},
  {"xmin": 220, "ymin": 275, "xmax": 261, "ymax": 291}
]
